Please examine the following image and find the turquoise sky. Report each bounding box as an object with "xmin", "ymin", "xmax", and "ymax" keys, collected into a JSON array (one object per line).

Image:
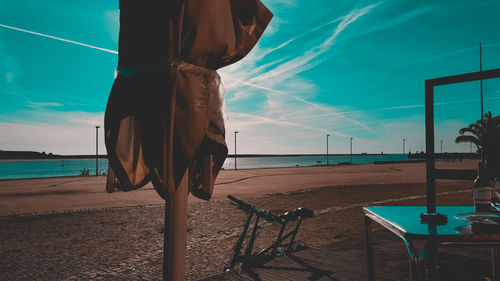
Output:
[{"xmin": 0, "ymin": 0, "xmax": 499, "ymax": 155}]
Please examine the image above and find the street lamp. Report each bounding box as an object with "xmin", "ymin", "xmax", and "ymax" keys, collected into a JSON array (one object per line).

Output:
[
  {"xmin": 234, "ymin": 131, "xmax": 238, "ymax": 170},
  {"xmin": 402, "ymin": 138, "xmax": 406, "ymax": 160},
  {"xmin": 326, "ymin": 134, "xmax": 330, "ymax": 166},
  {"xmin": 349, "ymin": 137, "xmax": 353, "ymax": 164},
  {"xmin": 95, "ymin": 125, "xmax": 100, "ymax": 176},
  {"xmin": 440, "ymin": 139, "xmax": 443, "ymax": 154}
]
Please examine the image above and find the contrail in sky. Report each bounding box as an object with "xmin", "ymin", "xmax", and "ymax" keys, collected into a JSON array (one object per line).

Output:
[{"xmin": 0, "ymin": 23, "xmax": 118, "ymax": 54}]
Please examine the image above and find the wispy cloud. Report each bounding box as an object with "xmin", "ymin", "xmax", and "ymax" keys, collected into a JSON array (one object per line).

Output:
[
  {"xmin": 0, "ymin": 23, "xmax": 118, "ymax": 54},
  {"xmin": 26, "ymin": 102, "xmax": 63, "ymax": 109},
  {"xmin": 220, "ymin": 2, "xmax": 383, "ymax": 143},
  {"xmin": 284, "ymin": 97, "xmax": 500, "ymax": 122},
  {"xmin": 248, "ymin": 3, "xmax": 381, "ymax": 85},
  {"xmin": 0, "ymin": 109, "xmax": 104, "ymax": 154},
  {"xmin": 229, "ymin": 111, "xmax": 348, "ymax": 138},
  {"xmin": 3, "ymin": 0, "xmax": 496, "ymax": 155},
  {"xmin": 256, "ymin": 15, "xmax": 345, "ymax": 59}
]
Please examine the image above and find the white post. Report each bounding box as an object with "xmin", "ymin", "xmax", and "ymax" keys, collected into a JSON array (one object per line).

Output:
[{"xmin": 163, "ymin": 169, "xmax": 188, "ymax": 281}]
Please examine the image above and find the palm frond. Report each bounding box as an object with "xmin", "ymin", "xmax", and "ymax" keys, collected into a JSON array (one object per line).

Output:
[{"xmin": 455, "ymin": 135, "xmax": 481, "ymax": 148}]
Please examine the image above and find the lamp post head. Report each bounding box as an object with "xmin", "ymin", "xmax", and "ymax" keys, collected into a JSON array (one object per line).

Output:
[
  {"xmin": 235, "ymin": 131, "xmax": 238, "ymax": 134},
  {"xmin": 96, "ymin": 125, "xmax": 100, "ymax": 129}
]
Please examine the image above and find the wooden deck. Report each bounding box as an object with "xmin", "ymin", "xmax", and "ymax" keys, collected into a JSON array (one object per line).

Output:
[{"xmin": 202, "ymin": 229, "xmax": 494, "ymax": 281}]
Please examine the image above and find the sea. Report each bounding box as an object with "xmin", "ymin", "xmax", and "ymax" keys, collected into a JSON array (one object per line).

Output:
[{"xmin": 0, "ymin": 154, "xmax": 411, "ymax": 180}]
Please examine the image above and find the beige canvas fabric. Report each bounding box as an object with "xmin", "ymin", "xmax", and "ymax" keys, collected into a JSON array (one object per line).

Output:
[{"xmin": 105, "ymin": 0, "xmax": 273, "ymax": 200}]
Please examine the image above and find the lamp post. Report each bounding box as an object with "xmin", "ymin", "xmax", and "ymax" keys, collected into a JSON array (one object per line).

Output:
[
  {"xmin": 349, "ymin": 137, "xmax": 353, "ymax": 164},
  {"xmin": 326, "ymin": 134, "xmax": 330, "ymax": 166},
  {"xmin": 95, "ymin": 125, "xmax": 100, "ymax": 176},
  {"xmin": 479, "ymin": 42, "xmax": 485, "ymax": 163},
  {"xmin": 440, "ymin": 139, "xmax": 443, "ymax": 154},
  {"xmin": 234, "ymin": 131, "xmax": 238, "ymax": 170},
  {"xmin": 402, "ymin": 138, "xmax": 406, "ymax": 160},
  {"xmin": 480, "ymin": 42, "xmax": 484, "ymax": 122}
]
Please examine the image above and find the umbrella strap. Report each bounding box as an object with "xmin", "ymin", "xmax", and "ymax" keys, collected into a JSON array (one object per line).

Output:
[{"xmin": 116, "ymin": 63, "xmax": 158, "ymax": 77}]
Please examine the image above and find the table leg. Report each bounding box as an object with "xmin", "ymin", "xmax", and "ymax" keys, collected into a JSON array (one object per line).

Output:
[
  {"xmin": 417, "ymin": 246, "xmax": 429, "ymax": 281},
  {"xmin": 404, "ymin": 239, "xmax": 418, "ymax": 281},
  {"xmin": 364, "ymin": 215, "xmax": 374, "ymax": 281},
  {"xmin": 425, "ymin": 243, "xmax": 436, "ymax": 277},
  {"xmin": 403, "ymin": 238, "xmax": 429, "ymax": 281}
]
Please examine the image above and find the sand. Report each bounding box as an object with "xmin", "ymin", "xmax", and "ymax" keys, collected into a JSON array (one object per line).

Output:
[{"xmin": 0, "ymin": 160, "xmax": 477, "ymax": 216}]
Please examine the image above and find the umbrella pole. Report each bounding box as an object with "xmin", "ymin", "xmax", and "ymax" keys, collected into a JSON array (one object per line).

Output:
[{"xmin": 163, "ymin": 169, "xmax": 188, "ymax": 281}]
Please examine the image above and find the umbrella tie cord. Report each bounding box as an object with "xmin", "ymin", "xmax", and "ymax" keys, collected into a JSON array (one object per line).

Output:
[
  {"xmin": 116, "ymin": 63, "xmax": 158, "ymax": 77},
  {"xmin": 224, "ymin": 195, "xmax": 314, "ymax": 271},
  {"xmin": 114, "ymin": 57, "xmax": 184, "ymax": 78}
]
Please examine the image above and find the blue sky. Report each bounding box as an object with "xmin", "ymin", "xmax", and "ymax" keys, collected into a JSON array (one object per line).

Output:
[{"xmin": 0, "ymin": 0, "xmax": 499, "ymax": 155}]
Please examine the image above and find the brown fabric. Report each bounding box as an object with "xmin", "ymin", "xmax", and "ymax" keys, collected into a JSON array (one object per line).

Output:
[{"xmin": 105, "ymin": 0, "xmax": 272, "ymax": 200}]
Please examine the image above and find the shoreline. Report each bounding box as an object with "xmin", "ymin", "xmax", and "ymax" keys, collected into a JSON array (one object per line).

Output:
[
  {"xmin": 0, "ymin": 157, "xmax": 474, "ymax": 181},
  {"xmin": 0, "ymin": 161, "xmax": 477, "ymax": 217}
]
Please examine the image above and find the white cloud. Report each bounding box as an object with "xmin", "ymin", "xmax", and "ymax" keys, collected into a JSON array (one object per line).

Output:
[
  {"xmin": 220, "ymin": 2, "xmax": 384, "ymax": 152},
  {"xmin": 0, "ymin": 23, "xmax": 118, "ymax": 54},
  {"xmin": 26, "ymin": 102, "xmax": 63, "ymax": 109},
  {"xmin": 103, "ymin": 10, "xmax": 119, "ymax": 44},
  {"xmin": 0, "ymin": 115, "xmax": 105, "ymax": 155},
  {"xmin": 248, "ymin": 3, "xmax": 381, "ymax": 85},
  {"xmin": 5, "ymin": 72, "xmax": 14, "ymax": 83}
]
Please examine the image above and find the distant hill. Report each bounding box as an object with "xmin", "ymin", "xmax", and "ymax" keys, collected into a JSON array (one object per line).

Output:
[{"xmin": 0, "ymin": 150, "xmax": 107, "ymax": 160}]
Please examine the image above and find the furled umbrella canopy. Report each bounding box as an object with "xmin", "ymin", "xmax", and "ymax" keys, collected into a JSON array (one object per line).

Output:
[{"xmin": 105, "ymin": 0, "xmax": 273, "ymax": 200}]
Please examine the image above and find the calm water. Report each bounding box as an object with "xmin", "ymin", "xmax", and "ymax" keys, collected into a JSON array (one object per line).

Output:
[{"xmin": 0, "ymin": 154, "xmax": 409, "ymax": 180}]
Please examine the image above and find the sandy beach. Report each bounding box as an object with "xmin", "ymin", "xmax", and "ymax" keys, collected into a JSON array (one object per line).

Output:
[{"xmin": 0, "ymin": 161, "xmax": 479, "ymax": 280}]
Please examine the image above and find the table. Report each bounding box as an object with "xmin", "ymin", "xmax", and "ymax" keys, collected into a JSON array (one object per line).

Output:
[{"xmin": 364, "ymin": 206, "xmax": 500, "ymax": 281}]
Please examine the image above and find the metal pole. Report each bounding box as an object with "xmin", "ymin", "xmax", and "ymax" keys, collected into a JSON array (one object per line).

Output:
[
  {"xmin": 440, "ymin": 140, "xmax": 443, "ymax": 154},
  {"xmin": 480, "ymin": 42, "xmax": 484, "ymax": 121},
  {"xmin": 163, "ymin": 168, "xmax": 189, "ymax": 281},
  {"xmin": 96, "ymin": 125, "xmax": 100, "ymax": 176},
  {"xmin": 425, "ymin": 80, "xmax": 436, "ymax": 214},
  {"xmin": 234, "ymin": 131, "xmax": 238, "ymax": 170},
  {"xmin": 402, "ymin": 138, "xmax": 406, "ymax": 160},
  {"xmin": 350, "ymin": 137, "xmax": 353, "ymax": 164},
  {"xmin": 480, "ymin": 42, "xmax": 485, "ymax": 164},
  {"xmin": 326, "ymin": 134, "xmax": 330, "ymax": 166}
]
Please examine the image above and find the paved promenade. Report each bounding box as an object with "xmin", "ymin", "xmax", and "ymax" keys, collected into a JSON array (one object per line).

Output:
[{"xmin": 0, "ymin": 161, "xmax": 479, "ymax": 280}]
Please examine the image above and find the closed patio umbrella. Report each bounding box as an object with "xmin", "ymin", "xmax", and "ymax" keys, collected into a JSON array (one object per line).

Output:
[{"xmin": 104, "ymin": 0, "xmax": 272, "ymax": 279}]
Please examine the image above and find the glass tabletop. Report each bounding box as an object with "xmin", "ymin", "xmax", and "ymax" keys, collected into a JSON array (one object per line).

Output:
[{"xmin": 364, "ymin": 206, "xmax": 500, "ymax": 240}]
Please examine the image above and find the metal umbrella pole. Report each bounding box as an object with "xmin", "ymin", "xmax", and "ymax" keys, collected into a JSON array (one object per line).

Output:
[
  {"xmin": 234, "ymin": 131, "xmax": 238, "ymax": 170},
  {"xmin": 326, "ymin": 134, "xmax": 330, "ymax": 165},
  {"xmin": 96, "ymin": 125, "xmax": 100, "ymax": 176}
]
